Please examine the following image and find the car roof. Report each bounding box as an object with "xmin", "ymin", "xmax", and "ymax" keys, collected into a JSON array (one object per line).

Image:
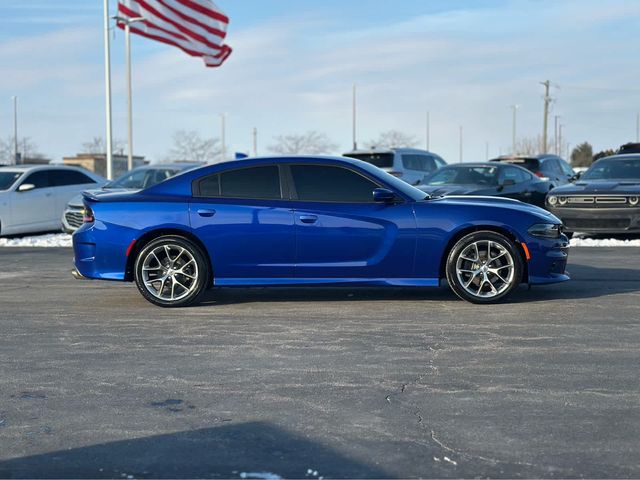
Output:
[
  {"xmin": 0, "ymin": 164, "xmax": 92, "ymax": 172},
  {"xmin": 131, "ymin": 162, "xmax": 202, "ymax": 171},
  {"xmin": 594, "ymin": 154, "xmax": 640, "ymax": 162},
  {"xmin": 343, "ymin": 148, "xmax": 437, "ymax": 155}
]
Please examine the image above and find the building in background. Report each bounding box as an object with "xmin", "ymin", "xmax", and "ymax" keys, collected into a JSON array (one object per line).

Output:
[{"xmin": 63, "ymin": 153, "xmax": 147, "ymax": 178}]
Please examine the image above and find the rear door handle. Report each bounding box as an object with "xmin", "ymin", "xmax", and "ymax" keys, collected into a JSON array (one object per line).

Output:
[
  {"xmin": 298, "ymin": 214, "xmax": 318, "ymax": 224},
  {"xmin": 197, "ymin": 209, "xmax": 216, "ymax": 217}
]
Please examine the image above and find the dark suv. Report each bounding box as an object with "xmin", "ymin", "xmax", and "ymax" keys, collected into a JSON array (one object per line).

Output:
[
  {"xmin": 617, "ymin": 143, "xmax": 640, "ymax": 154},
  {"xmin": 490, "ymin": 154, "xmax": 575, "ymax": 188}
]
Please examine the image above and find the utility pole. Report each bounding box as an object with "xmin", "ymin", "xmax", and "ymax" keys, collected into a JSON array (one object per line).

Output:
[
  {"xmin": 558, "ymin": 124, "xmax": 563, "ymax": 157},
  {"xmin": 12, "ymin": 96, "xmax": 18, "ymax": 164},
  {"xmin": 103, "ymin": 0, "xmax": 114, "ymax": 179},
  {"xmin": 252, "ymin": 127, "xmax": 258, "ymax": 157},
  {"xmin": 459, "ymin": 125, "xmax": 463, "ymax": 163},
  {"xmin": 117, "ymin": 15, "xmax": 145, "ymax": 172},
  {"xmin": 554, "ymin": 115, "xmax": 560, "ymax": 155},
  {"xmin": 540, "ymin": 80, "xmax": 551, "ymax": 154},
  {"xmin": 426, "ymin": 111, "xmax": 430, "ymax": 151},
  {"xmin": 220, "ymin": 114, "xmax": 226, "ymax": 162},
  {"xmin": 510, "ymin": 104, "xmax": 519, "ymax": 154},
  {"xmin": 352, "ymin": 83, "xmax": 357, "ymax": 150}
]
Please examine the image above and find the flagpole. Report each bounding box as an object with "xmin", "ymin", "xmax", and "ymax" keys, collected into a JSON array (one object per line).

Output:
[
  {"xmin": 122, "ymin": 17, "xmax": 144, "ymax": 172},
  {"xmin": 352, "ymin": 83, "xmax": 357, "ymax": 150},
  {"xmin": 103, "ymin": 0, "xmax": 113, "ymax": 179}
]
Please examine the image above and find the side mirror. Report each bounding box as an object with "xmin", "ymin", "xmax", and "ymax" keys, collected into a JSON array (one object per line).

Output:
[
  {"xmin": 373, "ymin": 188, "xmax": 396, "ymax": 204},
  {"xmin": 18, "ymin": 183, "xmax": 35, "ymax": 192},
  {"xmin": 571, "ymin": 172, "xmax": 582, "ymax": 181}
]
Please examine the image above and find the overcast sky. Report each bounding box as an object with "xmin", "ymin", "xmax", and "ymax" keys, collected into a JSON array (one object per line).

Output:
[{"xmin": 1, "ymin": 0, "xmax": 639, "ymax": 163}]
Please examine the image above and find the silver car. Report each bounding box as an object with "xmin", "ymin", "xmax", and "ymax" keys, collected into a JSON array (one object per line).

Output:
[
  {"xmin": 62, "ymin": 163, "xmax": 202, "ymax": 232},
  {"xmin": 0, "ymin": 165, "xmax": 106, "ymax": 236},
  {"xmin": 343, "ymin": 148, "xmax": 447, "ymax": 186}
]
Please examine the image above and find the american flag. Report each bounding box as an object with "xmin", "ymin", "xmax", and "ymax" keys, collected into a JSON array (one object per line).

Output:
[{"xmin": 117, "ymin": 0, "xmax": 232, "ymax": 67}]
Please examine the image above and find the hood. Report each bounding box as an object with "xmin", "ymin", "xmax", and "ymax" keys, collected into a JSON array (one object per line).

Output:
[
  {"xmin": 551, "ymin": 180, "xmax": 640, "ymax": 195},
  {"xmin": 426, "ymin": 195, "xmax": 560, "ymax": 223}
]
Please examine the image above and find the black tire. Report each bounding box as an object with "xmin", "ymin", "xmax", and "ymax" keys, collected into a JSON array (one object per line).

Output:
[
  {"xmin": 445, "ymin": 231, "xmax": 524, "ymax": 304},
  {"xmin": 134, "ymin": 235, "xmax": 209, "ymax": 307}
]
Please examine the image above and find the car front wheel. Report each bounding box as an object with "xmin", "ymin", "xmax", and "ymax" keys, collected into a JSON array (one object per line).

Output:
[
  {"xmin": 134, "ymin": 235, "xmax": 209, "ymax": 307},
  {"xmin": 446, "ymin": 231, "xmax": 523, "ymax": 304}
]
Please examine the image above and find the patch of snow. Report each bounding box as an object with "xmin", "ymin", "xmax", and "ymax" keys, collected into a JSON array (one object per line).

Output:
[
  {"xmin": 0, "ymin": 233, "xmax": 72, "ymax": 247},
  {"xmin": 570, "ymin": 237, "xmax": 640, "ymax": 247},
  {"xmin": 443, "ymin": 456, "xmax": 458, "ymax": 466},
  {"xmin": 239, "ymin": 472, "xmax": 282, "ymax": 480}
]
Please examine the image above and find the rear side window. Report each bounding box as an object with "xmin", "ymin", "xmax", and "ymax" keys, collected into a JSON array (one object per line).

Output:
[
  {"xmin": 195, "ymin": 166, "xmax": 281, "ymax": 199},
  {"xmin": 501, "ymin": 166, "xmax": 529, "ymax": 184},
  {"xmin": 291, "ymin": 165, "xmax": 380, "ymax": 203},
  {"xmin": 50, "ymin": 170, "xmax": 96, "ymax": 186},
  {"xmin": 21, "ymin": 171, "xmax": 51, "ymax": 189},
  {"xmin": 402, "ymin": 154, "xmax": 437, "ymax": 172},
  {"xmin": 542, "ymin": 159, "xmax": 561, "ymax": 175},
  {"xmin": 558, "ymin": 159, "xmax": 574, "ymax": 176},
  {"xmin": 343, "ymin": 153, "xmax": 394, "ymax": 168}
]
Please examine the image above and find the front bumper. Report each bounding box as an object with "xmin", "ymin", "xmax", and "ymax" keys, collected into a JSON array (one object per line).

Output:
[
  {"xmin": 525, "ymin": 233, "xmax": 570, "ymax": 285},
  {"xmin": 548, "ymin": 206, "xmax": 640, "ymax": 233}
]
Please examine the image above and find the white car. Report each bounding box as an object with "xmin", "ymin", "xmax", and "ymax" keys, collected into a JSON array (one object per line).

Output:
[{"xmin": 0, "ymin": 165, "xmax": 106, "ymax": 236}]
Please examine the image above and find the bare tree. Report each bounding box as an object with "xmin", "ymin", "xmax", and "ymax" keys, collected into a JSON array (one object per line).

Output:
[
  {"xmin": 166, "ymin": 130, "xmax": 221, "ymax": 163},
  {"xmin": 0, "ymin": 136, "xmax": 46, "ymax": 163},
  {"xmin": 80, "ymin": 137, "xmax": 126, "ymax": 155},
  {"xmin": 364, "ymin": 130, "xmax": 420, "ymax": 149},
  {"xmin": 511, "ymin": 135, "xmax": 554, "ymax": 156},
  {"xmin": 268, "ymin": 131, "xmax": 338, "ymax": 155}
]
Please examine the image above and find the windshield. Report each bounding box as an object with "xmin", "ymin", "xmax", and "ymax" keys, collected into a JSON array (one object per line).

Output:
[
  {"xmin": 582, "ymin": 157, "xmax": 640, "ymax": 180},
  {"xmin": 425, "ymin": 166, "xmax": 499, "ymax": 186},
  {"xmin": 344, "ymin": 153, "xmax": 394, "ymax": 169},
  {"xmin": 0, "ymin": 171, "xmax": 23, "ymax": 191},
  {"xmin": 105, "ymin": 168, "xmax": 178, "ymax": 189}
]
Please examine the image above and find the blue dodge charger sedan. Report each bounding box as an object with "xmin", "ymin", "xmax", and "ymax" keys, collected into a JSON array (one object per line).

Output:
[{"xmin": 73, "ymin": 156, "xmax": 570, "ymax": 307}]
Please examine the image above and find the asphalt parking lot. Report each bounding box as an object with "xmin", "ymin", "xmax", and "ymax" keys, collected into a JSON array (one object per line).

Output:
[{"xmin": 0, "ymin": 247, "xmax": 639, "ymax": 478}]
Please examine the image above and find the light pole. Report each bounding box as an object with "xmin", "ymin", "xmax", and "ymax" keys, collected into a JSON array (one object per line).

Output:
[
  {"xmin": 220, "ymin": 114, "xmax": 226, "ymax": 161},
  {"xmin": 12, "ymin": 96, "xmax": 18, "ymax": 164},
  {"xmin": 352, "ymin": 83, "xmax": 357, "ymax": 151},
  {"xmin": 103, "ymin": 0, "xmax": 114, "ymax": 179},
  {"xmin": 426, "ymin": 111, "xmax": 430, "ymax": 151},
  {"xmin": 509, "ymin": 104, "xmax": 519, "ymax": 154},
  {"xmin": 115, "ymin": 15, "xmax": 145, "ymax": 172},
  {"xmin": 252, "ymin": 127, "xmax": 258, "ymax": 157},
  {"xmin": 554, "ymin": 115, "xmax": 561, "ymax": 155},
  {"xmin": 459, "ymin": 125, "xmax": 463, "ymax": 163}
]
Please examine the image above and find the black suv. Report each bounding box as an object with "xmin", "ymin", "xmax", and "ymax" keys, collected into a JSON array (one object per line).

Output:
[
  {"xmin": 618, "ymin": 143, "xmax": 640, "ymax": 154},
  {"xmin": 490, "ymin": 154, "xmax": 575, "ymax": 188}
]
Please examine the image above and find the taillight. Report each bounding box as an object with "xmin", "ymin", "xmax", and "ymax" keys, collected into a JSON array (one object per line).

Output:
[
  {"xmin": 389, "ymin": 171, "xmax": 403, "ymax": 177},
  {"xmin": 534, "ymin": 171, "xmax": 550, "ymax": 181},
  {"xmin": 83, "ymin": 206, "xmax": 95, "ymax": 223}
]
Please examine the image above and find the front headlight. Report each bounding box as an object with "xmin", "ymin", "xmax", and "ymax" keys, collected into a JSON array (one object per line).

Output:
[
  {"xmin": 528, "ymin": 223, "xmax": 562, "ymax": 238},
  {"xmin": 547, "ymin": 195, "xmax": 558, "ymax": 206},
  {"xmin": 629, "ymin": 196, "xmax": 639, "ymax": 206}
]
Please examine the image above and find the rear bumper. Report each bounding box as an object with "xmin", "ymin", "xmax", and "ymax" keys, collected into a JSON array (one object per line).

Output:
[{"xmin": 549, "ymin": 206, "xmax": 640, "ymax": 233}]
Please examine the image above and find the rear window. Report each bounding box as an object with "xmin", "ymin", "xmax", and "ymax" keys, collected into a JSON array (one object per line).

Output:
[
  {"xmin": 492, "ymin": 157, "xmax": 540, "ymax": 172},
  {"xmin": 195, "ymin": 166, "xmax": 282, "ymax": 199},
  {"xmin": 343, "ymin": 153, "xmax": 394, "ymax": 169},
  {"xmin": 402, "ymin": 154, "xmax": 437, "ymax": 172}
]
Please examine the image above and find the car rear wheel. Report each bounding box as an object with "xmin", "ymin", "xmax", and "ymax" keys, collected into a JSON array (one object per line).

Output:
[
  {"xmin": 446, "ymin": 231, "xmax": 523, "ymax": 304},
  {"xmin": 134, "ymin": 235, "xmax": 209, "ymax": 307}
]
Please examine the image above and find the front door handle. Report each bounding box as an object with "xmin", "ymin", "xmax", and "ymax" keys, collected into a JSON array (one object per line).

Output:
[
  {"xmin": 298, "ymin": 214, "xmax": 318, "ymax": 224},
  {"xmin": 197, "ymin": 209, "xmax": 216, "ymax": 217}
]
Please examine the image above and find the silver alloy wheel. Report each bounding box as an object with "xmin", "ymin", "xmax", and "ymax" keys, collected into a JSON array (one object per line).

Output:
[
  {"xmin": 455, "ymin": 240, "xmax": 515, "ymax": 299},
  {"xmin": 141, "ymin": 244, "xmax": 199, "ymax": 302}
]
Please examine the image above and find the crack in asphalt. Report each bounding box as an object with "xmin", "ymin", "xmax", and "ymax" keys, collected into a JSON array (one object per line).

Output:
[{"xmin": 383, "ymin": 331, "xmax": 576, "ymax": 475}]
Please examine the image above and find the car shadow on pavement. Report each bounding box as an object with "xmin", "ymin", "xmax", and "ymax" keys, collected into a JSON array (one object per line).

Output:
[
  {"xmin": 0, "ymin": 421, "xmax": 391, "ymax": 479},
  {"xmin": 197, "ymin": 261, "xmax": 640, "ymax": 306}
]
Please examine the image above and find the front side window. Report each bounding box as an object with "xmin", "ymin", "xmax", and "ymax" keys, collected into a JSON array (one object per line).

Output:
[
  {"xmin": 558, "ymin": 160, "xmax": 575, "ymax": 176},
  {"xmin": 500, "ymin": 166, "xmax": 529, "ymax": 184},
  {"xmin": 195, "ymin": 166, "xmax": 281, "ymax": 199},
  {"xmin": 291, "ymin": 165, "xmax": 380, "ymax": 202}
]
